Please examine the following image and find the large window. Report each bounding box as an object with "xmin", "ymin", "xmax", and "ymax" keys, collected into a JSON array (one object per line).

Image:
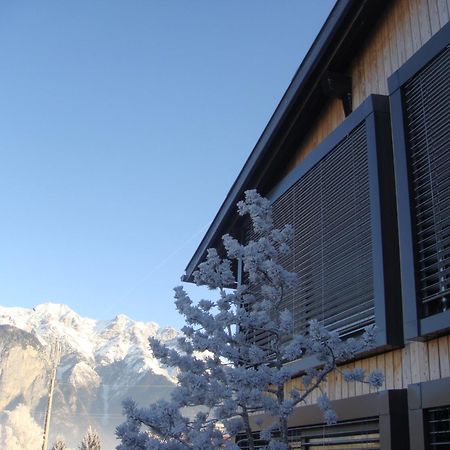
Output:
[
  {"xmin": 247, "ymin": 95, "xmax": 402, "ymax": 351},
  {"xmin": 237, "ymin": 391, "xmax": 408, "ymax": 450},
  {"xmin": 270, "ymin": 123, "xmax": 373, "ymax": 339},
  {"xmin": 236, "ymin": 418, "xmax": 380, "ymax": 449},
  {"xmin": 408, "ymin": 378, "xmax": 450, "ymax": 450},
  {"xmin": 389, "ymin": 22, "xmax": 450, "ymax": 339}
]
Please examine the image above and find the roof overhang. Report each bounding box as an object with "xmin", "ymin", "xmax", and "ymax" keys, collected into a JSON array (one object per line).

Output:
[{"xmin": 183, "ymin": 0, "xmax": 389, "ymax": 282}]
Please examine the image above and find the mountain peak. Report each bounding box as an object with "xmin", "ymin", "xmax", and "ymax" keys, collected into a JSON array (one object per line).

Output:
[
  {"xmin": 0, "ymin": 303, "xmax": 180, "ymax": 448},
  {"xmin": 34, "ymin": 302, "xmax": 75, "ymax": 316}
]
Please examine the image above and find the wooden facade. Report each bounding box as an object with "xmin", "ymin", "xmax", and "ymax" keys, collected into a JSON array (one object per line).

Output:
[
  {"xmin": 287, "ymin": 335, "xmax": 450, "ymax": 404},
  {"xmin": 186, "ymin": 0, "xmax": 450, "ymax": 447},
  {"xmin": 289, "ymin": 0, "xmax": 450, "ymax": 173}
]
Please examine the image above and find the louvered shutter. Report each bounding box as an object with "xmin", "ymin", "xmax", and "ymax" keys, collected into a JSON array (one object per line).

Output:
[
  {"xmin": 251, "ymin": 123, "xmax": 374, "ymax": 339},
  {"xmin": 236, "ymin": 418, "xmax": 380, "ymax": 449},
  {"xmin": 402, "ymin": 45, "xmax": 450, "ymax": 318},
  {"xmin": 243, "ymin": 95, "xmax": 398, "ymax": 349},
  {"xmin": 425, "ymin": 405, "xmax": 450, "ymax": 449}
]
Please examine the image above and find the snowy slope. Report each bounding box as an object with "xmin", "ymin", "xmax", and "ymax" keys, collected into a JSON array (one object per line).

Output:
[
  {"xmin": 0, "ymin": 303, "xmax": 180, "ymax": 448},
  {"xmin": 0, "ymin": 303, "xmax": 179, "ymax": 381}
]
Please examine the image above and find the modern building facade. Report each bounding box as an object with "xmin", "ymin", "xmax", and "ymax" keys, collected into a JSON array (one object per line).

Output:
[{"xmin": 184, "ymin": 1, "xmax": 450, "ymax": 448}]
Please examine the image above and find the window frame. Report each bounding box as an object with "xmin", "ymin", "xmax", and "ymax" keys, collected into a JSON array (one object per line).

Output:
[
  {"xmin": 388, "ymin": 22, "xmax": 450, "ymax": 340},
  {"xmin": 246, "ymin": 390, "xmax": 409, "ymax": 450},
  {"xmin": 408, "ymin": 378, "xmax": 450, "ymax": 450},
  {"xmin": 265, "ymin": 94, "xmax": 403, "ymax": 353}
]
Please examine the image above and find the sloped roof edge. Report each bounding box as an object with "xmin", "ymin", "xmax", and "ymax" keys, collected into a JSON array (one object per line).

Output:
[{"xmin": 183, "ymin": 0, "xmax": 374, "ymax": 282}]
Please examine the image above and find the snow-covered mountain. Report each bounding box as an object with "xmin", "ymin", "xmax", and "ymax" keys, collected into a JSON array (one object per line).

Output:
[{"xmin": 0, "ymin": 303, "xmax": 180, "ymax": 449}]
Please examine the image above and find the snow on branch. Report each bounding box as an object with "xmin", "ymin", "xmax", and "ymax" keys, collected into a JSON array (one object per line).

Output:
[{"xmin": 116, "ymin": 190, "xmax": 383, "ymax": 450}]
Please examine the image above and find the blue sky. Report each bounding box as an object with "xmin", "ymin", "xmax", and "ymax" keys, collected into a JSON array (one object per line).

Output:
[{"xmin": 0, "ymin": 0, "xmax": 335, "ymax": 329}]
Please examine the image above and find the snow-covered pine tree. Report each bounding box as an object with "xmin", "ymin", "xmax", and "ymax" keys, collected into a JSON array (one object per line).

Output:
[
  {"xmin": 51, "ymin": 437, "xmax": 67, "ymax": 450},
  {"xmin": 79, "ymin": 426, "xmax": 101, "ymax": 450},
  {"xmin": 0, "ymin": 404, "xmax": 43, "ymax": 450},
  {"xmin": 116, "ymin": 190, "xmax": 384, "ymax": 450}
]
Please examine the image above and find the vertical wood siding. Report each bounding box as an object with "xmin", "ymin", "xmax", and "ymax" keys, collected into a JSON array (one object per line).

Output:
[
  {"xmin": 285, "ymin": 336, "xmax": 450, "ymax": 405},
  {"xmin": 288, "ymin": 0, "xmax": 449, "ymax": 174},
  {"xmin": 352, "ymin": 0, "xmax": 449, "ymax": 104},
  {"xmin": 281, "ymin": 0, "xmax": 450, "ymax": 410}
]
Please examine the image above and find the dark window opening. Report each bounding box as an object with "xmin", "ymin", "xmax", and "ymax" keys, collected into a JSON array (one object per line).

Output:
[
  {"xmin": 403, "ymin": 45, "xmax": 450, "ymax": 319},
  {"xmin": 244, "ymin": 122, "xmax": 374, "ymax": 348},
  {"xmin": 236, "ymin": 417, "xmax": 380, "ymax": 449},
  {"xmin": 425, "ymin": 405, "xmax": 450, "ymax": 449}
]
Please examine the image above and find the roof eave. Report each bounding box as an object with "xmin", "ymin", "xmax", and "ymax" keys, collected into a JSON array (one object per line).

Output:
[{"xmin": 183, "ymin": 0, "xmax": 381, "ymax": 282}]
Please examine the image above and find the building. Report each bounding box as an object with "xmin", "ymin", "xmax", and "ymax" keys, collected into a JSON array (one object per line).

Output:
[{"xmin": 184, "ymin": 1, "xmax": 450, "ymax": 448}]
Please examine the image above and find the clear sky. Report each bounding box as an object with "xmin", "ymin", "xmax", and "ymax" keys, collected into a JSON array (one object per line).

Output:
[{"xmin": 0, "ymin": 0, "xmax": 335, "ymax": 329}]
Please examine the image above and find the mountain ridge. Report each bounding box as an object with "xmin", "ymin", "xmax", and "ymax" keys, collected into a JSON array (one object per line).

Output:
[{"xmin": 0, "ymin": 303, "xmax": 180, "ymax": 449}]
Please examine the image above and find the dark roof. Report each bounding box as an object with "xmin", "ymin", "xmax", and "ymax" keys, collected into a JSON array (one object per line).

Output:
[{"xmin": 183, "ymin": 0, "xmax": 389, "ymax": 282}]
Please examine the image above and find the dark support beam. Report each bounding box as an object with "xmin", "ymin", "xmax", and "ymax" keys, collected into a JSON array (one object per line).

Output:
[{"xmin": 321, "ymin": 71, "xmax": 353, "ymax": 116}]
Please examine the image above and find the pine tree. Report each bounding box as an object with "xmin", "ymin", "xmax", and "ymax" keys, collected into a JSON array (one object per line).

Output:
[
  {"xmin": 79, "ymin": 426, "xmax": 101, "ymax": 450},
  {"xmin": 116, "ymin": 190, "xmax": 384, "ymax": 450},
  {"xmin": 51, "ymin": 437, "xmax": 67, "ymax": 450},
  {"xmin": 0, "ymin": 404, "xmax": 43, "ymax": 450}
]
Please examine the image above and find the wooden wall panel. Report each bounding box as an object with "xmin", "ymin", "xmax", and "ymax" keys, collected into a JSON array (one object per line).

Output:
[
  {"xmin": 278, "ymin": 0, "xmax": 450, "ymax": 412},
  {"xmin": 285, "ymin": 336, "xmax": 450, "ymax": 406},
  {"xmin": 439, "ymin": 337, "xmax": 450, "ymax": 377},
  {"xmin": 288, "ymin": 0, "xmax": 449, "ymax": 175},
  {"xmin": 286, "ymin": 98, "xmax": 344, "ymax": 174}
]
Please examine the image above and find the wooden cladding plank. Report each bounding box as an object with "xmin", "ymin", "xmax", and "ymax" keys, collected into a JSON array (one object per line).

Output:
[
  {"xmin": 327, "ymin": 370, "xmax": 335, "ymax": 401},
  {"xmin": 410, "ymin": 0, "xmax": 425, "ymax": 52},
  {"xmin": 403, "ymin": 0, "xmax": 416, "ymax": 59},
  {"xmin": 439, "ymin": 336, "xmax": 450, "ymax": 377},
  {"xmin": 428, "ymin": 0, "xmax": 442, "ymax": 33},
  {"xmin": 382, "ymin": 14, "xmax": 393, "ymax": 94},
  {"xmin": 402, "ymin": 344, "xmax": 413, "ymax": 387},
  {"xmin": 417, "ymin": 0, "xmax": 433, "ymax": 43},
  {"xmin": 341, "ymin": 367, "xmax": 349, "ymax": 399},
  {"xmin": 420, "ymin": 341, "xmax": 431, "ymax": 382},
  {"xmin": 309, "ymin": 382, "xmax": 318, "ymax": 405},
  {"xmin": 395, "ymin": 0, "xmax": 408, "ymax": 67},
  {"xmin": 428, "ymin": 339, "xmax": 441, "ymax": 380},
  {"xmin": 410, "ymin": 341, "xmax": 422, "ymax": 383},
  {"xmin": 370, "ymin": 356, "xmax": 381, "ymax": 393},
  {"xmin": 437, "ymin": 0, "xmax": 450, "ymax": 25},
  {"xmin": 354, "ymin": 359, "xmax": 363, "ymax": 397},
  {"xmin": 388, "ymin": 5, "xmax": 400, "ymax": 77},
  {"xmin": 362, "ymin": 359, "xmax": 371, "ymax": 395},
  {"xmin": 347, "ymin": 362, "xmax": 355, "ymax": 398},
  {"xmin": 393, "ymin": 349, "xmax": 403, "ymax": 389},
  {"xmin": 334, "ymin": 369, "xmax": 342, "ymax": 401},
  {"xmin": 384, "ymin": 351, "xmax": 394, "ymax": 389}
]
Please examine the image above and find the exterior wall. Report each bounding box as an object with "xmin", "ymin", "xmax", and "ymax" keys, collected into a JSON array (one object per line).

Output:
[
  {"xmin": 352, "ymin": 0, "xmax": 450, "ymax": 105},
  {"xmin": 287, "ymin": 0, "xmax": 450, "ymax": 174},
  {"xmin": 282, "ymin": 0, "xmax": 450, "ymax": 414},
  {"xmin": 286, "ymin": 336, "xmax": 450, "ymax": 406}
]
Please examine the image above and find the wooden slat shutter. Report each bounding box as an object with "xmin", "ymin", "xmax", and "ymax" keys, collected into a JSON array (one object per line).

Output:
[
  {"xmin": 271, "ymin": 123, "xmax": 374, "ymax": 339},
  {"xmin": 244, "ymin": 95, "xmax": 398, "ymax": 349},
  {"xmin": 402, "ymin": 44, "xmax": 450, "ymax": 318},
  {"xmin": 236, "ymin": 418, "xmax": 380, "ymax": 449}
]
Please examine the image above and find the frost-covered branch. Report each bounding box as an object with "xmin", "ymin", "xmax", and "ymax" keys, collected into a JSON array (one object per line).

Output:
[{"xmin": 117, "ymin": 190, "xmax": 383, "ymax": 450}]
